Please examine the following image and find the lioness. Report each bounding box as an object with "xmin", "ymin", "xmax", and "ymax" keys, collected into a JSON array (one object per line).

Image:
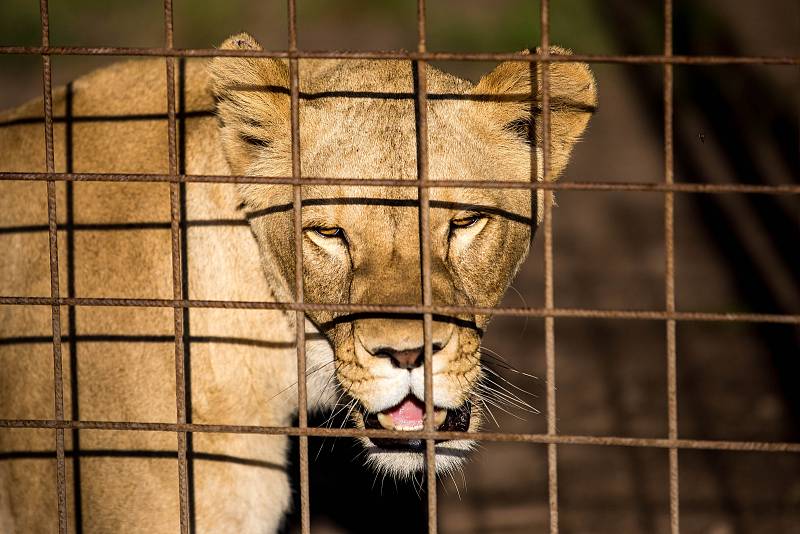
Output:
[{"xmin": 0, "ymin": 33, "xmax": 595, "ymax": 532}]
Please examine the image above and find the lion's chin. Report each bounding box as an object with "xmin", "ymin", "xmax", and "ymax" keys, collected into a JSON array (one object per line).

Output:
[
  {"xmin": 349, "ymin": 397, "xmax": 479, "ymax": 478},
  {"xmin": 359, "ymin": 438, "xmax": 476, "ymax": 478}
]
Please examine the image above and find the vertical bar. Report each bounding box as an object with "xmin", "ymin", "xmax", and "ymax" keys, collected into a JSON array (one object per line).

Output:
[
  {"xmin": 539, "ymin": 1, "xmax": 558, "ymax": 533},
  {"xmin": 414, "ymin": 2, "xmax": 437, "ymax": 533},
  {"xmin": 162, "ymin": 1, "xmax": 190, "ymax": 532},
  {"xmin": 177, "ymin": 58, "xmax": 197, "ymax": 534},
  {"xmin": 663, "ymin": 0, "xmax": 680, "ymax": 532},
  {"xmin": 64, "ymin": 82, "xmax": 84, "ymax": 531},
  {"xmin": 38, "ymin": 1, "xmax": 68, "ymax": 532},
  {"xmin": 287, "ymin": 1, "xmax": 310, "ymax": 533}
]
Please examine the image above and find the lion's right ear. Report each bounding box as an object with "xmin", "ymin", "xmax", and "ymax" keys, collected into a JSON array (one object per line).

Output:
[{"xmin": 209, "ymin": 33, "xmax": 290, "ymax": 174}]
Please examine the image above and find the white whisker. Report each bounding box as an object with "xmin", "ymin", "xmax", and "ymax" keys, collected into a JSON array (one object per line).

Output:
[
  {"xmin": 483, "ymin": 365, "xmax": 539, "ymax": 396},
  {"xmin": 478, "ymin": 398, "xmax": 500, "ymax": 428},
  {"xmin": 479, "ymin": 377, "xmax": 538, "ymax": 412},
  {"xmin": 474, "ymin": 382, "xmax": 538, "ymax": 413}
]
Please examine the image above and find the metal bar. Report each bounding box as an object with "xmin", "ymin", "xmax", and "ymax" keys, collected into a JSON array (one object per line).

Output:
[
  {"xmin": 413, "ymin": 1, "xmax": 438, "ymax": 532},
  {"xmin": 286, "ymin": 1, "xmax": 310, "ymax": 532},
  {"xmin": 1, "ymin": 296, "xmax": 798, "ymax": 324},
  {"xmin": 162, "ymin": 1, "xmax": 190, "ymax": 532},
  {"xmin": 1, "ymin": 419, "xmax": 799, "ymax": 453},
  {"xmin": 662, "ymin": 1, "xmax": 680, "ymax": 532},
  {"xmin": 0, "ymin": 45, "xmax": 798, "ymax": 65},
  {"xmin": 538, "ymin": 2, "xmax": 560, "ymax": 532},
  {"xmin": 4, "ymin": 172, "xmax": 797, "ymax": 195},
  {"xmin": 161, "ymin": 2, "xmax": 190, "ymax": 532},
  {"xmin": 37, "ymin": 0, "xmax": 68, "ymax": 531}
]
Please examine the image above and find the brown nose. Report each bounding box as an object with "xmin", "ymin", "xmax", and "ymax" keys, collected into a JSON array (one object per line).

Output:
[{"xmin": 375, "ymin": 344, "xmax": 442, "ymax": 370}]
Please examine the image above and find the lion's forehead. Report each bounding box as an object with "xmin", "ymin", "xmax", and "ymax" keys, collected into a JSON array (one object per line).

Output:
[
  {"xmin": 239, "ymin": 60, "xmax": 534, "ymax": 184},
  {"xmin": 300, "ymin": 58, "xmax": 472, "ymax": 96},
  {"xmin": 298, "ymin": 100, "xmax": 530, "ymax": 183}
]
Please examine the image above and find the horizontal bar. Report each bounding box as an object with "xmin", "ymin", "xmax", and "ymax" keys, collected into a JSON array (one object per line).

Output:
[
  {"xmin": 1, "ymin": 172, "xmax": 798, "ymax": 194},
  {"xmin": 1, "ymin": 296, "xmax": 797, "ymax": 324},
  {"xmin": 0, "ymin": 418, "xmax": 798, "ymax": 453},
  {"xmin": 0, "ymin": 46, "xmax": 797, "ymax": 65}
]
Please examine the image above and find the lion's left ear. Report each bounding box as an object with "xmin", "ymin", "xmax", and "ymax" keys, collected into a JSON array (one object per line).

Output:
[
  {"xmin": 209, "ymin": 32, "xmax": 291, "ymax": 174},
  {"xmin": 472, "ymin": 47, "xmax": 597, "ymax": 179}
]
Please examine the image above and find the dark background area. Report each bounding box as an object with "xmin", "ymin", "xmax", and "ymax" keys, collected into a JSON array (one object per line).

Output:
[{"xmin": 1, "ymin": 1, "xmax": 798, "ymax": 533}]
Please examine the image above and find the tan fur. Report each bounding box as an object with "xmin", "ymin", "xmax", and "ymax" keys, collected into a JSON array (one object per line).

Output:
[{"xmin": 0, "ymin": 32, "xmax": 595, "ymax": 532}]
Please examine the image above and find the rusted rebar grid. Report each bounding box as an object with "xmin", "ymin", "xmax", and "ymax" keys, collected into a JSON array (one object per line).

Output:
[
  {"xmin": 36, "ymin": 0, "xmax": 68, "ymax": 532},
  {"xmin": 662, "ymin": 1, "xmax": 680, "ymax": 532},
  {"xmin": 161, "ymin": 1, "xmax": 191, "ymax": 532},
  {"xmin": 3, "ymin": 3, "xmax": 798, "ymax": 533},
  {"xmin": 3, "ymin": 171, "xmax": 799, "ymax": 194},
  {"xmin": 1, "ymin": 45, "xmax": 799, "ymax": 65}
]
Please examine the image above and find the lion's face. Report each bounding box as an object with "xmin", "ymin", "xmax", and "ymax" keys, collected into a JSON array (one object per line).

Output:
[
  {"xmin": 210, "ymin": 33, "xmax": 596, "ymax": 476},
  {"xmin": 239, "ymin": 146, "xmax": 533, "ymax": 476},
  {"xmin": 298, "ymin": 182, "xmax": 528, "ymax": 475}
]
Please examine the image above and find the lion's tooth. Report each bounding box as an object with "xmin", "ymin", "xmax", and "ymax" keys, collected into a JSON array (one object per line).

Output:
[
  {"xmin": 433, "ymin": 409, "xmax": 447, "ymax": 428},
  {"xmin": 376, "ymin": 412, "xmax": 395, "ymax": 430}
]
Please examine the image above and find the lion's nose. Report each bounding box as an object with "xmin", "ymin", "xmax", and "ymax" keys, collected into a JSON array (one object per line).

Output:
[{"xmin": 375, "ymin": 344, "xmax": 443, "ymax": 370}]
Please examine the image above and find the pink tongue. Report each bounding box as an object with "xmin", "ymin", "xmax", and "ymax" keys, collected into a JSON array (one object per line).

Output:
[{"xmin": 386, "ymin": 396, "xmax": 425, "ymax": 427}]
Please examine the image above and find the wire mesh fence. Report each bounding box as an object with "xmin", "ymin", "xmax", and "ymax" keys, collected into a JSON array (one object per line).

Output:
[{"xmin": 0, "ymin": 0, "xmax": 798, "ymax": 533}]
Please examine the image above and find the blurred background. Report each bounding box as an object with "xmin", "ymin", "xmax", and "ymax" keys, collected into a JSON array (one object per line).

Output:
[{"xmin": 1, "ymin": 1, "xmax": 798, "ymax": 533}]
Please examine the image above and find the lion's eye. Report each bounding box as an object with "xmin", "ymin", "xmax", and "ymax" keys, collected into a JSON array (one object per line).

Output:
[
  {"xmin": 312, "ymin": 226, "xmax": 344, "ymax": 238},
  {"xmin": 450, "ymin": 215, "xmax": 482, "ymax": 229}
]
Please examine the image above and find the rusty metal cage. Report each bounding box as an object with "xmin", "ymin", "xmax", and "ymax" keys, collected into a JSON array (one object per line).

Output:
[{"xmin": 0, "ymin": 0, "xmax": 799, "ymax": 532}]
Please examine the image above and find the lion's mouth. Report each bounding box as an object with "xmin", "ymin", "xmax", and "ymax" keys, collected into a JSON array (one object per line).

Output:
[{"xmin": 362, "ymin": 395, "xmax": 471, "ymax": 451}]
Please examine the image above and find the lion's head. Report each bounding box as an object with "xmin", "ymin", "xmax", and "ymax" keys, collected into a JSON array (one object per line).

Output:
[{"xmin": 209, "ymin": 33, "xmax": 596, "ymax": 477}]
